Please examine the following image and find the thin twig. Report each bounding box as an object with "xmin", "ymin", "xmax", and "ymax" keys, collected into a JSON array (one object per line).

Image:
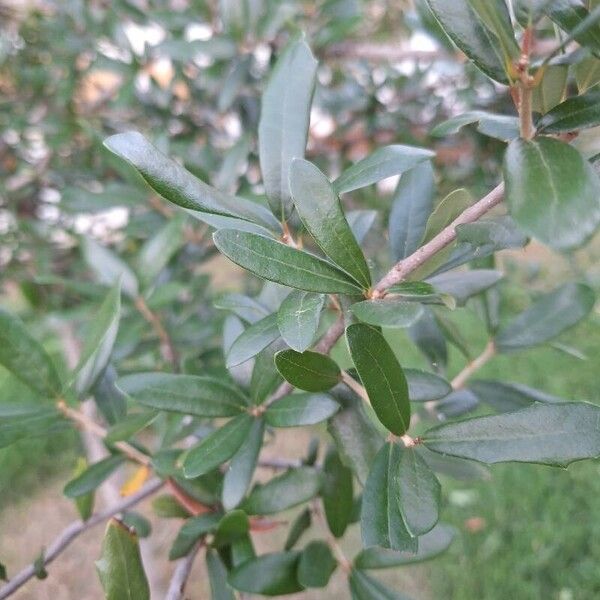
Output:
[
  {"xmin": 164, "ymin": 543, "xmax": 202, "ymax": 600},
  {"xmin": 323, "ymin": 42, "xmax": 446, "ymax": 63},
  {"xmin": 450, "ymin": 341, "xmax": 496, "ymax": 390},
  {"xmin": 0, "ymin": 479, "xmax": 164, "ymax": 600}
]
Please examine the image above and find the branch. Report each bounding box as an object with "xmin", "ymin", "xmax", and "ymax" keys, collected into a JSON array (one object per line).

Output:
[
  {"xmin": 450, "ymin": 340, "xmax": 496, "ymax": 390},
  {"xmin": 0, "ymin": 479, "xmax": 164, "ymax": 600},
  {"xmin": 164, "ymin": 543, "xmax": 202, "ymax": 600},
  {"xmin": 323, "ymin": 42, "xmax": 446, "ymax": 63}
]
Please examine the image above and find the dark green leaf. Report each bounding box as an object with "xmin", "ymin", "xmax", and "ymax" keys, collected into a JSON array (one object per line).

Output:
[
  {"xmin": 355, "ymin": 523, "xmax": 455, "ymax": 569},
  {"xmin": 322, "ymin": 446, "xmax": 353, "ymax": 538},
  {"xmin": 285, "ymin": 509, "xmax": 312, "ymax": 550},
  {"xmin": 0, "ymin": 562, "xmax": 6, "ymax": 581},
  {"xmin": 213, "ymin": 230, "xmax": 364, "ymax": 294},
  {"xmin": 419, "ymin": 446, "xmax": 491, "ymax": 481},
  {"xmin": 228, "ymin": 551, "xmax": 303, "ymax": 595},
  {"xmin": 120, "ymin": 512, "xmax": 151, "ymax": 538},
  {"xmin": 504, "ymin": 137, "xmax": 600, "ymax": 250},
  {"xmin": 117, "ymin": 373, "xmax": 247, "ymax": 417},
  {"xmin": 424, "ymin": 401, "xmax": 600, "ymax": 466},
  {"xmin": 495, "ymin": 283, "xmax": 595, "ymax": 352},
  {"xmin": 431, "ymin": 111, "xmax": 519, "ymax": 141},
  {"xmin": 226, "ymin": 313, "xmax": 280, "ymax": 367},
  {"xmin": 427, "ymin": 269, "xmax": 503, "ymax": 305},
  {"xmin": 0, "ymin": 311, "xmax": 61, "ymax": 399},
  {"xmin": 470, "ymin": 379, "xmax": 564, "ymax": 412},
  {"xmin": 361, "ymin": 443, "xmax": 418, "ymax": 552},
  {"xmin": 297, "ymin": 541, "xmax": 336, "ymax": 588},
  {"xmin": 214, "ymin": 510, "xmax": 250, "ymax": 547},
  {"xmin": 408, "ymin": 308, "xmax": 448, "ymax": 370},
  {"xmin": 265, "ymin": 393, "xmax": 340, "ymax": 427},
  {"xmin": 291, "ymin": 159, "xmax": 371, "ymax": 288},
  {"xmin": 436, "ymin": 389, "xmax": 479, "ymax": 418},
  {"xmin": 222, "ymin": 418, "xmax": 265, "ymax": 510},
  {"xmin": 537, "ymin": 89, "xmax": 600, "ymax": 133},
  {"xmin": 72, "ymin": 458, "xmax": 94, "ymax": 521},
  {"xmin": 389, "ymin": 162, "xmax": 435, "ymax": 261},
  {"xmin": 250, "ymin": 340, "xmax": 285, "ymax": 404},
  {"xmin": 349, "ymin": 569, "xmax": 411, "ymax": 599},
  {"xmin": 242, "ymin": 467, "xmax": 321, "ymax": 515},
  {"xmin": 274, "ymin": 350, "xmax": 341, "ymax": 392},
  {"xmin": 405, "ymin": 369, "xmax": 452, "ymax": 402},
  {"xmin": 169, "ymin": 513, "xmax": 221, "ymax": 560},
  {"xmin": 333, "ymin": 145, "xmax": 434, "ymax": 195},
  {"xmin": 467, "ymin": 0, "xmax": 520, "ymax": 62},
  {"xmin": 346, "ymin": 324, "xmax": 411, "ymax": 436},
  {"xmin": 152, "ymin": 495, "xmax": 191, "ymax": 519},
  {"xmin": 258, "ymin": 37, "xmax": 317, "ymax": 219},
  {"xmin": 64, "ymin": 455, "xmax": 124, "ymax": 498},
  {"xmin": 546, "ymin": 1, "xmax": 600, "ymax": 56},
  {"xmin": 33, "ymin": 551, "xmax": 47, "ymax": 580},
  {"xmin": 104, "ymin": 132, "xmax": 277, "ymax": 229},
  {"xmin": 350, "ymin": 299, "xmax": 424, "ymax": 328},
  {"xmin": 183, "ymin": 415, "xmax": 254, "ymax": 478},
  {"xmin": 95, "ymin": 519, "xmax": 150, "ymax": 600},
  {"xmin": 207, "ymin": 550, "xmax": 236, "ymax": 600},
  {"xmin": 277, "ymin": 291, "xmax": 325, "ymax": 352}
]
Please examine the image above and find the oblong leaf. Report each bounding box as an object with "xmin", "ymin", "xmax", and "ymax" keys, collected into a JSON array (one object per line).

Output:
[
  {"xmin": 405, "ymin": 369, "xmax": 452, "ymax": 402},
  {"xmin": 424, "ymin": 401, "xmax": 600, "ymax": 467},
  {"xmin": 265, "ymin": 393, "xmax": 340, "ymax": 427},
  {"xmin": 538, "ymin": 89, "xmax": 600, "ymax": 133},
  {"xmin": 169, "ymin": 513, "xmax": 222, "ymax": 560},
  {"xmin": 469, "ymin": 379, "xmax": 564, "ymax": 413},
  {"xmin": 349, "ymin": 569, "xmax": 411, "ymax": 600},
  {"xmin": 213, "ymin": 230, "xmax": 364, "ymax": 294},
  {"xmin": 228, "ymin": 552, "xmax": 303, "ymax": 596},
  {"xmin": 350, "ymin": 299, "xmax": 424, "ymax": 328},
  {"xmin": 504, "ymin": 137, "xmax": 600, "ymax": 250},
  {"xmin": 431, "ymin": 111, "xmax": 519, "ymax": 141},
  {"xmin": 64, "ymin": 455, "xmax": 125, "ymax": 498},
  {"xmin": 322, "ymin": 446, "xmax": 353, "ymax": 538},
  {"xmin": 274, "ymin": 350, "xmax": 341, "ymax": 392},
  {"xmin": 277, "ymin": 291, "xmax": 325, "ymax": 352},
  {"xmin": 297, "ymin": 541, "xmax": 336, "ymax": 588},
  {"xmin": 346, "ymin": 324, "xmax": 411, "ymax": 436},
  {"xmin": 226, "ymin": 313, "xmax": 280, "ymax": 367},
  {"xmin": 291, "ymin": 159, "xmax": 371, "ymax": 288}
]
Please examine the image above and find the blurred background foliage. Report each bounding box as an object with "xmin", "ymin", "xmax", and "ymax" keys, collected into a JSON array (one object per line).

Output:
[{"xmin": 1, "ymin": 0, "xmax": 599, "ymax": 598}]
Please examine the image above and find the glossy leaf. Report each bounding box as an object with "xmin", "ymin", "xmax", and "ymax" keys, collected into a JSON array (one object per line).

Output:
[
  {"xmin": 274, "ymin": 350, "xmax": 341, "ymax": 392},
  {"xmin": 213, "ymin": 230, "xmax": 364, "ymax": 294},
  {"xmin": 258, "ymin": 37, "xmax": 317, "ymax": 219},
  {"xmin": 431, "ymin": 111, "xmax": 519, "ymax": 141},
  {"xmin": 350, "ymin": 299, "xmax": 424, "ymax": 328},
  {"xmin": 226, "ymin": 313, "xmax": 280, "ymax": 367},
  {"xmin": 537, "ymin": 89, "xmax": 600, "ymax": 133},
  {"xmin": 467, "ymin": 0, "xmax": 520, "ymax": 62},
  {"xmin": 333, "ymin": 145, "xmax": 434, "ymax": 195},
  {"xmin": 322, "ymin": 446, "xmax": 353, "ymax": 538},
  {"xmin": 64, "ymin": 455, "xmax": 124, "ymax": 498},
  {"xmin": 0, "ymin": 310, "xmax": 61, "ymax": 398},
  {"xmin": 95, "ymin": 519, "xmax": 149, "ymax": 600},
  {"xmin": 222, "ymin": 418, "xmax": 265, "ymax": 510},
  {"xmin": 346, "ymin": 324, "xmax": 411, "ymax": 436},
  {"xmin": 361, "ymin": 443, "xmax": 418, "ymax": 551},
  {"xmin": 71, "ymin": 281, "xmax": 121, "ymax": 398},
  {"xmin": 470, "ymin": 379, "xmax": 564, "ymax": 413},
  {"xmin": 183, "ymin": 414, "xmax": 254, "ymax": 478},
  {"xmin": 495, "ymin": 283, "xmax": 595, "ymax": 352},
  {"xmin": 104, "ymin": 131, "xmax": 277, "ymax": 229},
  {"xmin": 297, "ymin": 541, "xmax": 337, "ymax": 588},
  {"xmin": 405, "ymin": 369, "xmax": 452, "ymax": 402},
  {"xmin": 424, "ymin": 401, "xmax": 600, "ymax": 466},
  {"xmin": 117, "ymin": 373, "xmax": 247, "ymax": 417},
  {"xmin": 389, "ymin": 161, "xmax": 435, "ymax": 261},
  {"xmin": 504, "ymin": 137, "xmax": 600, "ymax": 250},
  {"xmin": 242, "ymin": 467, "xmax": 321, "ymax": 515},
  {"xmin": 228, "ymin": 551, "xmax": 303, "ymax": 596},
  {"xmin": 277, "ymin": 291, "xmax": 325, "ymax": 352},
  {"xmin": 265, "ymin": 393, "xmax": 340, "ymax": 427},
  {"xmin": 291, "ymin": 159, "xmax": 371, "ymax": 287}
]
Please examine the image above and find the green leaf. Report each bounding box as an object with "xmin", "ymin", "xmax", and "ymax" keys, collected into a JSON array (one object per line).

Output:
[
  {"xmin": 405, "ymin": 369, "xmax": 452, "ymax": 402},
  {"xmin": 216, "ymin": 293, "xmax": 270, "ymax": 324},
  {"xmin": 546, "ymin": 1, "xmax": 600, "ymax": 56},
  {"xmin": 120, "ymin": 513, "xmax": 151, "ymax": 538},
  {"xmin": 361, "ymin": 443, "xmax": 418, "ymax": 552},
  {"xmin": 277, "ymin": 291, "xmax": 325, "ymax": 352},
  {"xmin": 222, "ymin": 418, "xmax": 265, "ymax": 510},
  {"xmin": 0, "ymin": 404, "xmax": 68, "ymax": 449},
  {"xmin": 397, "ymin": 447, "xmax": 441, "ymax": 536},
  {"xmin": 424, "ymin": 401, "xmax": 600, "ymax": 467},
  {"xmin": 95, "ymin": 519, "xmax": 150, "ymax": 600},
  {"xmin": 346, "ymin": 324, "xmax": 411, "ymax": 436},
  {"xmin": 104, "ymin": 131, "xmax": 277, "ymax": 230},
  {"xmin": 265, "ymin": 393, "xmax": 340, "ymax": 427},
  {"xmin": 408, "ymin": 308, "xmax": 448, "ymax": 370},
  {"xmin": 242, "ymin": 467, "xmax": 321, "ymax": 515},
  {"xmin": 495, "ymin": 283, "xmax": 595, "ymax": 352},
  {"xmin": 425, "ymin": 0, "xmax": 512, "ymax": 83},
  {"xmin": 258, "ymin": 36, "xmax": 317, "ymax": 219},
  {"xmin": 226, "ymin": 313, "xmax": 280, "ymax": 367},
  {"xmin": 328, "ymin": 388, "xmax": 384, "ymax": 486},
  {"xmin": 348, "ymin": 210, "xmax": 378, "ymax": 243},
  {"xmin": 72, "ymin": 458, "xmax": 94, "ymax": 521},
  {"xmin": 64, "ymin": 455, "xmax": 124, "ymax": 498},
  {"xmin": 537, "ymin": 89, "xmax": 600, "ymax": 133},
  {"xmin": 214, "ymin": 510, "xmax": 250, "ymax": 547},
  {"xmin": 169, "ymin": 513, "xmax": 222, "ymax": 560},
  {"xmin": 297, "ymin": 541, "xmax": 337, "ymax": 588},
  {"xmin": 419, "ymin": 446, "xmax": 491, "ymax": 481},
  {"xmin": 274, "ymin": 350, "xmax": 341, "ymax": 392},
  {"xmin": 322, "ymin": 446, "xmax": 353, "ymax": 538},
  {"xmin": 427, "ymin": 269, "xmax": 503, "ymax": 305},
  {"xmin": 250, "ymin": 341, "xmax": 285, "ymax": 404},
  {"xmin": 213, "ymin": 230, "xmax": 364, "ymax": 294},
  {"xmin": 349, "ymin": 569, "xmax": 411, "ymax": 599},
  {"xmin": 71, "ymin": 281, "xmax": 121, "ymax": 398},
  {"xmin": 431, "ymin": 111, "xmax": 520, "ymax": 141},
  {"xmin": 228, "ymin": 551, "xmax": 303, "ymax": 595},
  {"xmin": 504, "ymin": 137, "xmax": 600, "ymax": 250},
  {"xmin": 469, "ymin": 379, "xmax": 564, "ymax": 413},
  {"xmin": 117, "ymin": 373, "xmax": 247, "ymax": 417},
  {"xmin": 285, "ymin": 509, "xmax": 312, "ymax": 550},
  {"xmin": 81, "ymin": 238, "xmax": 139, "ymax": 299},
  {"xmin": 333, "ymin": 145, "xmax": 434, "ymax": 195},
  {"xmin": 575, "ymin": 55, "xmax": 600, "ymax": 92},
  {"xmin": 291, "ymin": 159, "xmax": 371, "ymax": 288},
  {"xmin": 354, "ymin": 523, "xmax": 455, "ymax": 569},
  {"xmin": 105, "ymin": 411, "xmax": 158, "ymax": 444},
  {"xmin": 389, "ymin": 162, "xmax": 435, "ymax": 261},
  {"xmin": 0, "ymin": 310, "xmax": 61, "ymax": 398},
  {"xmin": 532, "ymin": 64, "xmax": 568, "ymax": 114},
  {"xmin": 207, "ymin": 550, "xmax": 236, "ymax": 600},
  {"xmin": 183, "ymin": 415, "xmax": 254, "ymax": 478},
  {"xmin": 350, "ymin": 299, "xmax": 424, "ymax": 328}
]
